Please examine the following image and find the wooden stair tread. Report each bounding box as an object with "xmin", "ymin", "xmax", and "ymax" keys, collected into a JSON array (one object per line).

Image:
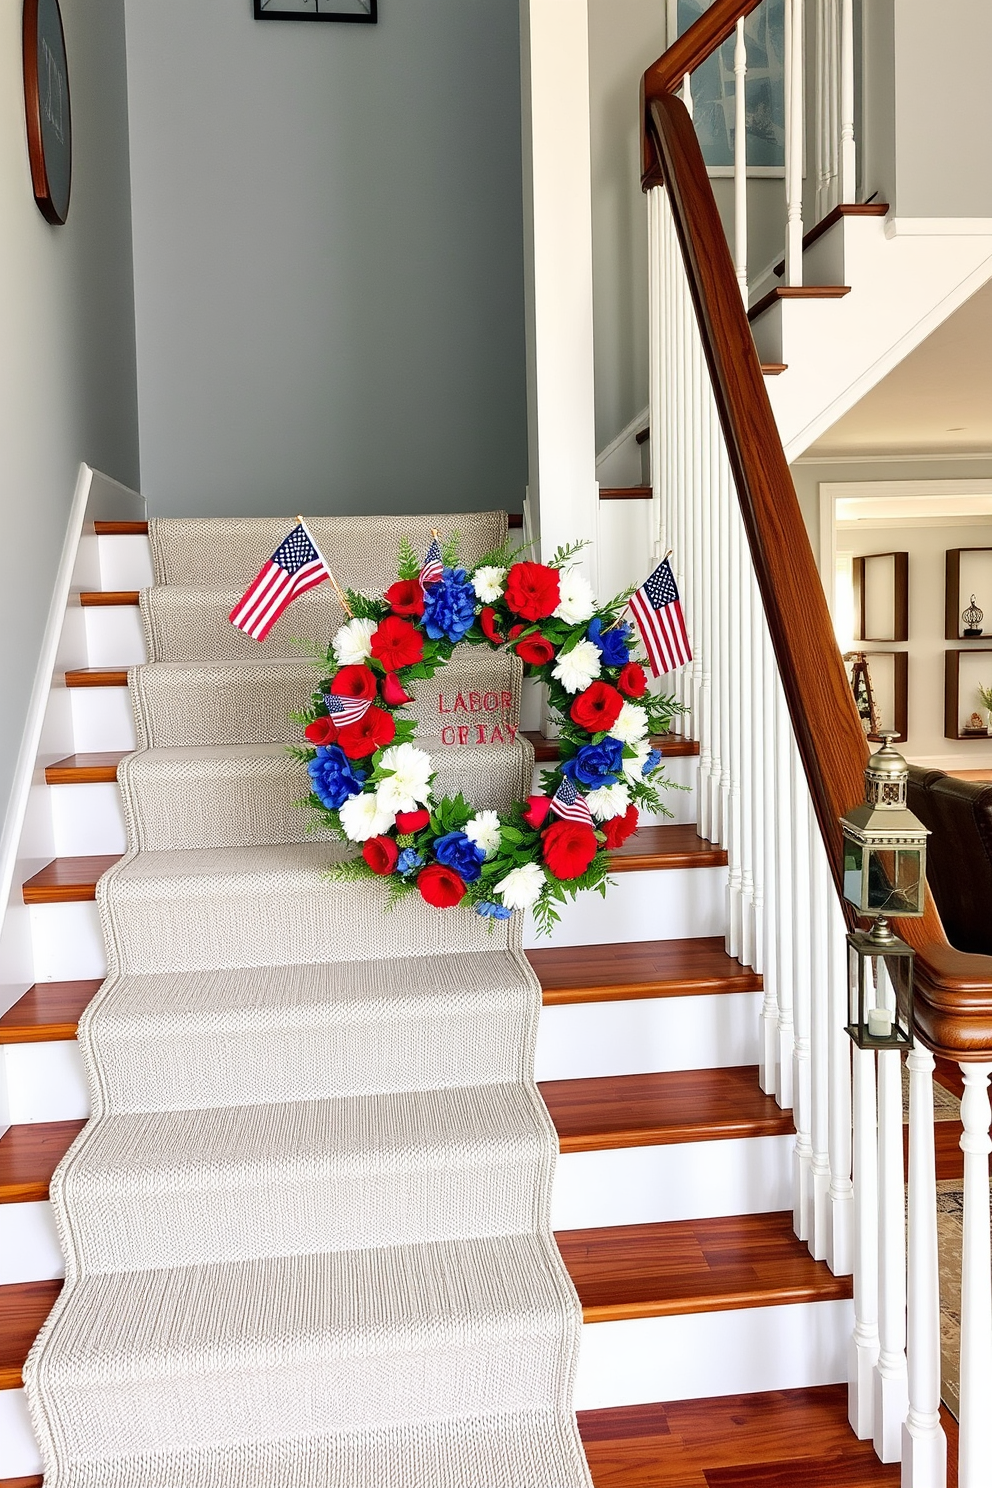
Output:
[
  {"xmin": 22, "ymin": 855, "xmax": 122, "ymax": 904},
  {"xmin": 78, "ymin": 591, "xmax": 139, "ymax": 607},
  {"xmin": 761, "ymin": 361, "xmax": 787, "ymax": 374},
  {"xmin": 540, "ymin": 1066, "xmax": 793, "ymax": 1152},
  {"xmin": 45, "ymin": 752, "xmax": 127, "ymax": 785},
  {"xmin": 748, "ymin": 284, "xmax": 851, "ymax": 321},
  {"xmin": 0, "ymin": 981, "xmax": 100, "ymax": 1044},
  {"xmin": 531, "ymin": 936, "xmax": 761, "ymax": 1005},
  {"xmin": 599, "ymin": 486, "xmax": 652, "ymax": 500},
  {"xmin": 771, "ymin": 202, "xmax": 890, "ymax": 278},
  {"xmin": 558, "ymin": 1212, "xmax": 851, "ymax": 1322},
  {"xmin": 0, "ymin": 1280, "xmax": 61, "ymax": 1389},
  {"xmin": 521, "ymin": 729, "xmax": 698, "ymax": 762},
  {"xmin": 64, "ymin": 667, "xmax": 129, "ymax": 688},
  {"xmin": 578, "ymin": 1384, "xmax": 957, "ymax": 1487},
  {"xmin": 92, "ymin": 520, "xmax": 148, "ymax": 535},
  {"xmin": 0, "ymin": 1121, "xmax": 85, "ymax": 1203}
]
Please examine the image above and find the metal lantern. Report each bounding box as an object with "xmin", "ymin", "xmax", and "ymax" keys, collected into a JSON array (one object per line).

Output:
[
  {"xmin": 963, "ymin": 593, "xmax": 984, "ymax": 638},
  {"xmin": 840, "ymin": 735, "xmax": 929, "ymax": 1049}
]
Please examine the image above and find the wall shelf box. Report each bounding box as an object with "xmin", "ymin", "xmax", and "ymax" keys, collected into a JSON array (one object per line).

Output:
[
  {"xmin": 944, "ymin": 649, "xmax": 992, "ymax": 739},
  {"xmin": 858, "ymin": 650, "xmax": 908, "ymax": 743},
  {"xmin": 945, "ymin": 548, "xmax": 992, "ymax": 640},
  {"xmin": 853, "ymin": 552, "xmax": 908, "ymax": 642}
]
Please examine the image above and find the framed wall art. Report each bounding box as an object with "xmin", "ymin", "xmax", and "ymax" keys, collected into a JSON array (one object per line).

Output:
[
  {"xmin": 22, "ymin": 0, "xmax": 71, "ymax": 225},
  {"xmin": 253, "ymin": 0, "xmax": 377, "ymax": 21}
]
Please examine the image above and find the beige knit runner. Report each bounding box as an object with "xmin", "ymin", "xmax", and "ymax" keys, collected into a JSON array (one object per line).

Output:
[{"xmin": 25, "ymin": 512, "xmax": 593, "ymax": 1487}]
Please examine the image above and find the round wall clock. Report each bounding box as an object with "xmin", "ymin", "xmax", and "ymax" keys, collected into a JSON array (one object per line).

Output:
[{"xmin": 23, "ymin": 0, "xmax": 72, "ymax": 225}]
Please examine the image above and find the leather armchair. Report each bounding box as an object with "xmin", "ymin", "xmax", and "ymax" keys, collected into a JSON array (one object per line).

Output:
[{"xmin": 907, "ymin": 766, "xmax": 992, "ymax": 957}]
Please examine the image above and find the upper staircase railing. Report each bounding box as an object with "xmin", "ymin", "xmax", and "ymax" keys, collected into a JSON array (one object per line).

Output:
[{"xmin": 638, "ymin": 5, "xmax": 992, "ymax": 1485}]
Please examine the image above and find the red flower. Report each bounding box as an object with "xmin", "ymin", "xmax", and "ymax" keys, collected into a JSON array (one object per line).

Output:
[
  {"xmin": 363, "ymin": 835, "xmax": 399, "ymax": 875},
  {"xmin": 617, "ymin": 663, "xmax": 648, "ymax": 699},
  {"xmin": 371, "ymin": 615, "xmax": 424, "ymax": 672},
  {"xmin": 381, "ymin": 671, "xmax": 414, "ymax": 706},
  {"xmin": 335, "ymin": 705, "xmax": 396, "ymax": 759},
  {"xmin": 396, "ymin": 808, "xmax": 430, "ymax": 834},
  {"xmin": 330, "ymin": 665, "xmax": 377, "ymax": 701},
  {"xmin": 570, "ymin": 680, "xmax": 624, "ymax": 733},
  {"xmin": 304, "ymin": 715, "xmax": 337, "ymax": 745},
  {"xmin": 504, "ymin": 561, "xmax": 561, "ymax": 622},
  {"xmin": 480, "ymin": 606, "xmax": 504, "ymax": 644},
  {"xmin": 542, "ymin": 820, "xmax": 599, "ymax": 881},
  {"xmin": 602, "ymin": 804, "xmax": 639, "ymax": 849},
  {"xmin": 507, "ymin": 624, "xmax": 555, "ymax": 666},
  {"xmin": 417, "ymin": 863, "xmax": 466, "ymax": 908},
  {"xmin": 385, "ymin": 579, "xmax": 425, "ymax": 618},
  {"xmin": 522, "ymin": 794, "xmax": 552, "ymax": 829}
]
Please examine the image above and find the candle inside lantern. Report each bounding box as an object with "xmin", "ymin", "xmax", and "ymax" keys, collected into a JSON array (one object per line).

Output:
[{"xmin": 867, "ymin": 1006, "xmax": 893, "ymax": 1039}]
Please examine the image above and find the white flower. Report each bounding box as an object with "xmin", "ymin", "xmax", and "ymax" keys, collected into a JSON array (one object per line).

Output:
[
  {"xmin": 464, "ymin": 810, "xmax": 502, "ymax": 859},
  {"xmin": 496, "ymin": 861, "xmax": 546, "ymax": 911},
  {"xmin": 552, "ymin": 639, "xmax": 601, "ymax": 694},
  {"xmin": 623, "ymin": 739, "xmax": 654, "ymax": 783},
  {"xmin": 473, "ymin": 566, "xmax": 506, "ymax": 604},
  {"xmin": 586, "ymin": 782, "xmax": 632, "ymax": 821},
  {"xmin": 609, "ymin": 700, "xmax": 650, "ymax": 744},
  {"xmin": 554, "ymin": 568, "xmax": 596, "ymax": 625},
  {"xmin": 375, "ymin": 743, "xmax": 433, "ymax": 814},
  {"xmin": 332, "ymin": 617, "xmax": 376, "ymax": 667},
  {"xmin": 338, "ymin": 789, "xmax": 396, "ymax": 842}
]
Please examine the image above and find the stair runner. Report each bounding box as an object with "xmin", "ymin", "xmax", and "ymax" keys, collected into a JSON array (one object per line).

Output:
[{"xmin": 24, "ymin": 512, "xmax": 593, "ymax": 1487}]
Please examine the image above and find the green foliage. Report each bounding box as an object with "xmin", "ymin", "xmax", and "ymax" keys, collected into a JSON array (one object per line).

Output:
[
  {"xmin": 345, "ymin": 591, "xmax": 389, "ymax": 622},
  {"xmin": 324, "ymin": 855, "xmax": 375, "ymax": 884},
  {"xmin": 547, "ymin": 540, "xmax": 590, "ymax": 570},
  {"xmin": 397, "ymin": 537, "xmax": 420, "ymax": 581},
  {"xmin": 429, "ymin": 793, "xmax": 475, "ymax": 835},
  {"xmin": 441, "ymin": 530, "xmax": 461, "ymax": 568},
  {"xmin": 472, "ymin": 537, "xmax": 535, "ymax": 571}
]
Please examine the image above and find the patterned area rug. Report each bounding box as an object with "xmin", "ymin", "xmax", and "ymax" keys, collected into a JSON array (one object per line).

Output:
[{"xmin": 25, "ymin": 513, "xmax": 593, "ymax": 1487}]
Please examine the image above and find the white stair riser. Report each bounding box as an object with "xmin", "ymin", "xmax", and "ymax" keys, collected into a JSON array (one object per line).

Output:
[
  {"xmin": 574, "ymin": 1297, "xmax": 853, "ymax": 1410},
  {"xmin": 523, "ymin": 865, "xmax": 727, "ymax": 948},
  {"xmin": 69, "ymin": 686, "xmax": 136, "ymax": 753},
  {"xmin": 3, "ymin": 1134, "xmax": 790, "ymax": 1284},
  {"xmin": 96, "ymin": 534, "xmax": 153, "ymax": 590},
  {"xmin": 0, "ymin": 1295, "xmax": 851, "ymax": 1481},
  {"xmin": 82, "ymin": 605, "xmax": 147, "ymax": 668},
  {"xmin": 551, "ymin": 1132, "xmax": 792, "ymax": 1230},
  {"xmin": 3, "ymin": 986, "xmax": 759, "ymax": 1127},
  {"xmin": 29, "ymin": 902, "xmax": 107, "ymax": 982},
  {"xmin": 535, "ymin": 991, "xmax": 761, "ymax": 1081}
]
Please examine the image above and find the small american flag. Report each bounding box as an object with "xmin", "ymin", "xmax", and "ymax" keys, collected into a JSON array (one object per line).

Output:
[
  {"xmin": 420, "ymin": 537, "xmax": 443, "ymax": 591},
  {"xmin": 550, "ymin": 774, "xmax": 593, "ymax": 826},
  {"xmin": 229, "ymin": 522, "xmax": 329, "ymax": 641},
  {"xmin": 324, "ymin": 693, "xmax": 374, "ymax": 728},
  {"xmin": 629, "ymin": 558, "xmax": 692, "ymax": 677}
]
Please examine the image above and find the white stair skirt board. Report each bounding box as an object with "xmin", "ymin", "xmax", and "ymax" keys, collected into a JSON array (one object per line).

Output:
[
  {"xmin": 551, "ymin": 1134, "xmax": 794, "ymax": 1230},
  {"xmin": 0, "ymin": 1387, "xmax": 42, "ymax": 1479},
  {"xmin": 534, "ymin": 990, "xmax": 762, "ymax": 1081},
  {"xmin": 51, "ymin": 782, "xmax": 127, "ymax": 856},
  {"xmin": 523, "ymin": 865, "xmax": 727, "ymax": 948},
  {"xmin": 69, "ymin": 685, "xmax": 137, "ymax": 753},
  {"xmin": 95, "ymin": 533, "xmax": 154, "ymax": 590},
  {"xmin": 82, "ymin": 605, "xmax": 147, "ymax": 668},
  {"xmin": 0, "ymin": 1198, "xmax": 64, "ymax": 1283},
  {"xmin": 573, "ymin": 1298, "xmax": 855, "ymax": 1411},
  {"xmin": 3, "ymin": 1038, "xmax": 89, "ymax": 1123}
]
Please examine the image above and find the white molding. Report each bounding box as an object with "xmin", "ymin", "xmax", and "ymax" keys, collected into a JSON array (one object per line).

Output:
[
  {"xmin": 794, "ymin": 451, "xmax": 992, "ymax": 465},
  {"xmin": 885, "ymin": 218, "xmax": 992, "ymax": 239},
  {"xmin": 595, "ymin": 405, "xmax": 649, "ymax": 473}
]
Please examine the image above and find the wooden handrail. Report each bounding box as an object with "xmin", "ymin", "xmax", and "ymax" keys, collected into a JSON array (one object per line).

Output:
[{"xmin": 640, "ymin": 80, "xmax": 992, "ymax": 1059}]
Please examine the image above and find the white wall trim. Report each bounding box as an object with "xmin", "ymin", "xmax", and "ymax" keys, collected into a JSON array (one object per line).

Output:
[
  {"xmin": 885, "ymin": 218, "xmax": 992, "ymax": 239},
  {"xmin": 793, "ymin": 451, "xmax": 992, "ymax": 465},
  {"xmin": 595, "ymin": 405, "xmax": 649, "ymax": 473}
]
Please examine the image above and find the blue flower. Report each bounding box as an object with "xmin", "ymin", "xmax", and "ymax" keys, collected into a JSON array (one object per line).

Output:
[
  {"xmin": 561, "ymin": 738, "xmax": 625, "ymax": 790},
  {"xmin": 307, "ymin": 745, "xmax": 366, "ymax": 811},
  {"xmin": 587, "ymin": 616, "xmax": 631, "ymax": 668},
  {"xmin": 642, "ymin": 748, "xmax": 662, "ymax": 777},
  {"xmin": 476, "ymin": 900, "xmax": 512, "ymax": 921},
  {"xmin": 423, "ymin": 568, "xmax": 477, "ymax": 643},
  {"xmin": 434, "ymin": 829, "xmax": 487, "ymax": 883},
  {"xmin": 397, "ymin": 848, "xmax": 424, "ymax": 876}
]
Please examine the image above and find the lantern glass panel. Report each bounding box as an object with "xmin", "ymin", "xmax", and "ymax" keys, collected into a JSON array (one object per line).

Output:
[
  {"xmin": 865, "ymin": 846, "xmax": 923, "ymax": 916},
  {"xmin": 845, "ymin": 930, "xmax": 915, "ymax": 1048},
  {"xmin": 843, "ymin": 837, "xmax": 864, "ymax": 907}
]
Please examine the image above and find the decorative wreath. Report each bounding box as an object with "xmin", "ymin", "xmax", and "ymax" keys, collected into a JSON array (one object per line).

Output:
[{"xmin": 292, "ymin": 534, "xmax": 680, "ymax": 934}]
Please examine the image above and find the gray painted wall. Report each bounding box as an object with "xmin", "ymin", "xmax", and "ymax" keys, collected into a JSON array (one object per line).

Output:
[
  {"xmin": 123, "ymin": 0, "xmax": 527, "ymax": 519},
  {"xmin": 0, "ymin": 0, "xmax": 138, "ymax": 839}
]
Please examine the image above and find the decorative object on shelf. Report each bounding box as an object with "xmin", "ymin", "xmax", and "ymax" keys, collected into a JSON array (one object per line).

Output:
[
  {"xmin": 975, "ymin": 685, "xmax": 992, "ymax": 735},
  {"xmin": 253, "ymin": 0, "xmax": 377, "ymax": 21},
  {"xmin": 963, "ymin": 711, "xmax": 988, "ymax": 738},
  {"xmin": 840, "ymin": 735, "xmax": 928, "ymax": 1049},
  {"xmin": 844, "ymin": 651, "xmax": 878, "ymax": 738},
  {"xmin": 962, "ymin": 594, "xmax": 984, "ymax": 639},
  {"xmin": 22, "ymin": 0, "xmax": 71, "ymax": 225}
]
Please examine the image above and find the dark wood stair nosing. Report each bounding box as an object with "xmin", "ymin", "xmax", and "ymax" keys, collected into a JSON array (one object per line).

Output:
[
  {"xmin": 0, "ymin": 981, "xmax": 101, "ymax": 1045},
  {"xmin": 748, "ymin": 284, "xmax": 852, "ymax": 323},
  {"xmin": 78, "ymin": 590, "xmax": 140, "ymax": 608},
  {"xmin": 599, "ymin": 486, "xmax": 652, "ymax": 501},
  {"xmin": 21, "ymin": 855, "xmax": 122, "ymax": 905},
  {"xmin": 45, "ymin": 752, "xmax": 127, "ymax": 785},
  {"xmin": 64, "ymin": 668, "xmax": 129, "ymax": 689},
  {"xmin": 771, "ymin": 201, "xmax": 890, "ymax": 278}
]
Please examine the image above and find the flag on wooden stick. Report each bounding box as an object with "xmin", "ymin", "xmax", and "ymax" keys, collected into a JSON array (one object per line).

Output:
[
  {"xmin": 629, "ymin": 557, "xmax": 692, "ymax": 676},
  {"xmin": 229, "ymin": 521, "xmax": 330, "ymax": 641}
]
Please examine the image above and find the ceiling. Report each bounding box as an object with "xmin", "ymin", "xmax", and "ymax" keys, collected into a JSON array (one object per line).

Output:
[{"xmin": 803, "ymin": 276, "xmax": 992, "ymax": 459}]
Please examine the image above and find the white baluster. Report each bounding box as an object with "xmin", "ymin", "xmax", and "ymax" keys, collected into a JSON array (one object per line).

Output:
[
  {"xmin": 707, "ymin": 389, "xmax": 724, "ymax": 842},
  {"xmin": 902, "ymin": 1045, "xmax": 947, "ymax": 1488},
  {"xmin": 849, "ymin": 1043, "xmax": 880, "ymax": 1437},
  {"xmin": 717, "ymin": 449, "xmax": 732, "ymax": 849},
  {"xmin": 784, "ymin": 0, "xmax": 804, "ymax": 285},
  {"xmin": 957, "ymin": 1062, "xmax": 992, "ymax": 1488},
  {"xmin": 840, "ymin": 0, "xmax": 856, "ymax": 203},
  {"xmin": 695, "ymin": 377, "xmax": 713, "ymax": 842},
  {"xmin": 688, "ymin": 311, "xmax": 704, "ymax": 753},
  {"xmin": 738, "ymin": 523, "xmax": 755, "ymax": 966},
  {"xmin": 733, "ymin": 17, "xmax": 748, "ymax": 302},
  {"xmin": 874, "ymin": 1034, "xmax": 909, "ymax": 1461},
  {"xmin": 808, "ymin": 798, "xmax": 831, "ymax": 1258},
  {"xmin": 791, "ymin": 740, "xmax": 812, "ymax": 1233},
  {"xmin": 827, "ymin": 891, "xmax": 854, "ymax": 1275},
  {"xmin": 815, "ymin": 0, "xmax": 840, "ymax": 219},
  {"xmin": 647, "ymin": 191, "xmax": 663, "ymax": 560},
  {"xmin": 749, "ymin": 571, "xmax": 765, "ymax": 974},
  {"xmin": 774, "ymin": 683, "xmax": 795, "ymax": 1110},
  {"xmin": 758, "ymin": 623, "xmax": 779, "ymax": 1095},
  {"xmin": 725, "ymin": 502, "xmax": 743, "ymax": 957}
]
